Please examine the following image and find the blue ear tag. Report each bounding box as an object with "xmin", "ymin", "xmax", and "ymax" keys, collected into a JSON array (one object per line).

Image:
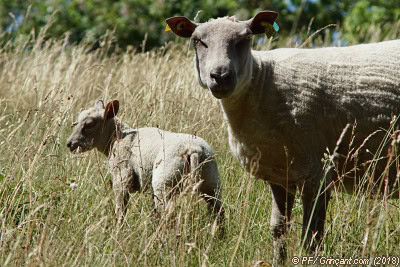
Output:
[
  {"xmin": 273, "ymin": 22, "xmax": 279, "ymax": 32},
  {"xmin": 261, "ymin": 21, "xmax": 279, "ymax": 38}
]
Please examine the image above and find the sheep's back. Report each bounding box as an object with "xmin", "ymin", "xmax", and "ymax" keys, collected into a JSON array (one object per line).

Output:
[{"xmin": 259, "ymin": 40, "xmax": 400, "ymax": 139}]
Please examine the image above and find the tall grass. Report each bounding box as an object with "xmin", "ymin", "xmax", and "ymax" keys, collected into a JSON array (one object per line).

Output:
[{"xmin": 0, "ymin": 28, "xmax": 399, "ymax": 266}]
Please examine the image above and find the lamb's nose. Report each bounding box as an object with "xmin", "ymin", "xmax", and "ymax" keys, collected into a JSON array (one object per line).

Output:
[
  {"xmin": 67, "ymin": 140, "xmax": 72, "ymax": 148},
  {"xmin": 210, "ymin": 70, "xmax": 231, "ymax": 83}
]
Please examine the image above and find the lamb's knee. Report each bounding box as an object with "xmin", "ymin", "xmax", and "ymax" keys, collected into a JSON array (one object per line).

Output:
[
  {"xmin": 199, "ymin": 190, "xmax": 225, "ymax": 238},
  {"xmin": 205, "ymin": 196, "xmax": 224, "ymax": 215},
  {"xmin": 199, "ymin": 184, "xmax": 224, "ymax": 221},
  {"xmin": 152, "ymin": 176, "xmax": 172, "ymax": 212},
  {"xmin": 112, "ymin": 175, "xmax": 132, "ymax": 223},
  {"xmin": 152, "ymin": 187, "xmax": 165, "ymax": 211},
  {"xmin": 114, "ymin": 188, "xmax": 130, "ymax": 224}
]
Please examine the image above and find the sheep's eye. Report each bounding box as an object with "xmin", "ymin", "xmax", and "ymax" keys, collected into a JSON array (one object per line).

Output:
[
  {"xmin": 237, "ymin": 36, "xmax": 252, "ymax": 47},
  {"xmin": 82, "ymin": 120, "xmax": 96, "ymax": 135},
  {"xmin": 71, "ymin": 121, "xmax": 78, "ymax": 128},
  {"xmin": 85, "ymin": 120, "xmax": 96, "ymax": 128},
  {"xmin": 193, "ymin": 38, "xmax": 208, "ymax": 49}
]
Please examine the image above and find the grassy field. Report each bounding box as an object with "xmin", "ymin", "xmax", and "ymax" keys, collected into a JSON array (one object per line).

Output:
[{"xmin": 0, "ymin": 30, "xmax": 400, "ymax": 266}]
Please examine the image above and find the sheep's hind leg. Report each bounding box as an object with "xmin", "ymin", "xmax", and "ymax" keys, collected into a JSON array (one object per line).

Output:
[
  {"xmin": 151, "ymin": 158, "xmax": 181, "ymax": 215},
  {"xmin": 269, "ymin": 183, "xmax": 295, "ymax": 265},
  {"xmin": 197, "ymin": 160, "xmax": 225, "ymax": 235}
]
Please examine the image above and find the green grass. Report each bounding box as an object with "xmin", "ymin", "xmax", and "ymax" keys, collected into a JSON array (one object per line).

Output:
[{"xmin": 0, "ymin": 31, "xmax": 399, "ymax": 266}]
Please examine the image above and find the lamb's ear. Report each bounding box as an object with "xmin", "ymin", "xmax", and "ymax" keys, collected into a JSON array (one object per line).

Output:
[
  {"xmin": 165, "ymin": 16, "xmax": 197, "ymax": 38},
  {"xmin": 247, "ymin": 11, "xmax": 278, "ymax": 35},
  {"xmin": 104, "ymin": 100, "xmax": 119, "ymax": 121},
  {"xmin": 95, "ymin": 100, "xmax": 105, "ymax": 109}
]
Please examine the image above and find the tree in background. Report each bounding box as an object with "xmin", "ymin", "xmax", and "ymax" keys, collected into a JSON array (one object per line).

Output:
[
  {"xmin": 0, "ymin": 0, "xmax": 399, "ymax": 50},
  {"xmin": 343, "ymin": 0, "xmax": 400, "ymax": 43},
  {"xmin": 291, "ymin": 0, "xmax": 399, "ymax": 43},
  {"xmin": 0, "ymin": 0, "xmax": 240, "ymax": 50}
]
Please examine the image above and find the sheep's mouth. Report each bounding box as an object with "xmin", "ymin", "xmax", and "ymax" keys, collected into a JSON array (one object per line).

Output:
[
  {"xmin": 208, "ymin": 85, "xmax": 235, "ymax": 99},
  {"xmin": 68, "ymin": 142, "xmax": 92, "ymax": 153},
  {"xmin": 69, "ymin": 145, "xmax": 85, "ymax": 153},
  {"xmin": 208, "ymin": 79, "xmax": 236, "ymax": 99}
]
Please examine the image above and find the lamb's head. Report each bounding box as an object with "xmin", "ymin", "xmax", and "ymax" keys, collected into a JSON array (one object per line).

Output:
[
  {"xmin": 67, "ymin": 100, "xmax": 119, "ymax": 154},
  {"xmin": 166, "ymin": 11, "xmax": 278, "ymax": 99}
]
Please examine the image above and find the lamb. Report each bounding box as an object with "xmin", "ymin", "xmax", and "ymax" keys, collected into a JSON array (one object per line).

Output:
[
  {"xmin": 66, "ymin": 100, "xmax": 224, "ymax": 228},
  {"xmin": 166, "ymin": 11, "xmax": 400, "ymax": 263}
]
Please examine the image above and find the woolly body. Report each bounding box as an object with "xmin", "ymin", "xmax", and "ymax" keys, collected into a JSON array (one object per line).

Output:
[
  {"xmin": 223, "ymin": 40, "xmax": 400, "ymax": 187},
  {"xmin": 166, "ymin": 11, "xmax": 400, "ymax": 263},
  {"xmin": 67, "ymin": 101, "xmax": 223, "ymax": 225}
]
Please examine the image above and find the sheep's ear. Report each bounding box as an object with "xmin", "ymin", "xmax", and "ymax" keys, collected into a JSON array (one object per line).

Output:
[
  {"xmin": 104, "ymin": 100, "xmax": 119, "ymax": 121},
  {"xmin": 165, "ymin": 16, "xmax": 197, "ymax": 38},
  {"xmin": 95, "ymin": 100, "xmax": 105, "ymax": 109},
  {"xmin": 247, "ymin": 10, "xmax": 278, "ymax": 35}
]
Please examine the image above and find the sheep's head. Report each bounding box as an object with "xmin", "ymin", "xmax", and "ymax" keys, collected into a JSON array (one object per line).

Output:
[
  {"xmin": 67, "ymin": 100, "xmax": 119, "ymax": 153},
  {"xmin": 166, "ymin": 11, "xmax": 278, "ymax": 99}
]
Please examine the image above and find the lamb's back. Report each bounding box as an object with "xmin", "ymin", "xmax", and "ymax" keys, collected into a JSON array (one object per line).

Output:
[
  {"xmin": 140, "ymin": 128, "xmax": 215, "ymax": 163},
  {"xmin": 117, "ymin": 127, "xmax": 214, "ymax": 172}
]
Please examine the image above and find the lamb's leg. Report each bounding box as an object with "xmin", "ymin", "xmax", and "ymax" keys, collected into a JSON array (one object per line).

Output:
[
  {"xmin": 269, "ymin": 183, "xmax": 295, "ymax": 265},
  {"xmin": 152, "ymin": 180, "xmax": 168, "ymax": 213},
  {"xmin": 196, "ymin": 158, "xmax": 225, "ymax": 229},
  {"xmin": 301, "ymin": 178, "xmax": 331, "ymax": 252},
  {"xmin": 200, "ymin": 181, "xmax": 224, "ymax": 230},
  {"xmin": 151, "ymin": 158, "xmax": 179, "ymax": 214},
  {"xmin": 201, "ymin": 189, "xmax": 225, "ymax": 238},
  {"xmin": 113, "ymin": 174, "xmax": 131, "ymax": 225},
  {"xmin": 202, "ymin": 192, "xmax": 224, "ymax": 221}
]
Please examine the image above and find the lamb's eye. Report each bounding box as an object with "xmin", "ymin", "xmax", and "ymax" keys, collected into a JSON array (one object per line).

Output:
[
  {"xmin": 85, "ymin": 120, "xmax": 96, "ymax": 128},
  {"xmin": 193, "ymin": 38, "xmax": 208, "ymax": 48},
  {"xmin": 246, "ymin": 35, "xmax": 253, "ymax": 40},
  {"xmin": 82, "ymin": 121, "xmax": 96, "ymax": 135}
]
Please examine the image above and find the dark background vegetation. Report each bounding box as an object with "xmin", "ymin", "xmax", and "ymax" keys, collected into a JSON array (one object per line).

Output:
[{"xmin": 0, "ymin": 0, "xmax": 399, "ymax": 50}]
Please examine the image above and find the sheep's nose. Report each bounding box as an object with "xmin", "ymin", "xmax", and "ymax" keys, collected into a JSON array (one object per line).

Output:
[
  {"xmin": 67, "ymin": 139, "xmax": 76, "ymax": 151},
  {"xmin": 210, "ymin": 70, "xmax": 231, "ymax": 83}
]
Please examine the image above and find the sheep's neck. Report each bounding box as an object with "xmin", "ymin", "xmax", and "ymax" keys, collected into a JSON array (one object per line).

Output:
[
  {"xmin": 220, "ymin": 52, "xmax": 276, "ymax": 131},
  {"xmin": 218, "ymin": 51, "xmax": 295, "ymax": 181},
  {"xmin": 96, "ymin": 118, "xmax": 126, "ymax": 157}
]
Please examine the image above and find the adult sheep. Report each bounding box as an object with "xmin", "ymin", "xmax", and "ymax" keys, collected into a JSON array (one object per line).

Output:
[{"xmin": 166, "ymin": 10, "xmax": 400, "ymax": 263}]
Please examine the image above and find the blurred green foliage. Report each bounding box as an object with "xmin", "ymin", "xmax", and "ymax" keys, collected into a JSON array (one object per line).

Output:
[
  {"xmin": 0, "ymin": 0, "xmax": 399, "ymax": 50},
  {"xmin": 343, "ymin": 0, "xmax": 400, "ymax": 43}
]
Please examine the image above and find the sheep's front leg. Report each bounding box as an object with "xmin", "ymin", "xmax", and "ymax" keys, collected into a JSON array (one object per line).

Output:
[
  {"xmin": 269, "ymin": 183, "xmax": 295, "ymax": 265},
  {"xmin": 301, "ymin": 178, "xmax": 331, "ymax": 252},
  {"xmin": 112, "ymin": 168, "xmax": 132, "ymax": 225}
]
